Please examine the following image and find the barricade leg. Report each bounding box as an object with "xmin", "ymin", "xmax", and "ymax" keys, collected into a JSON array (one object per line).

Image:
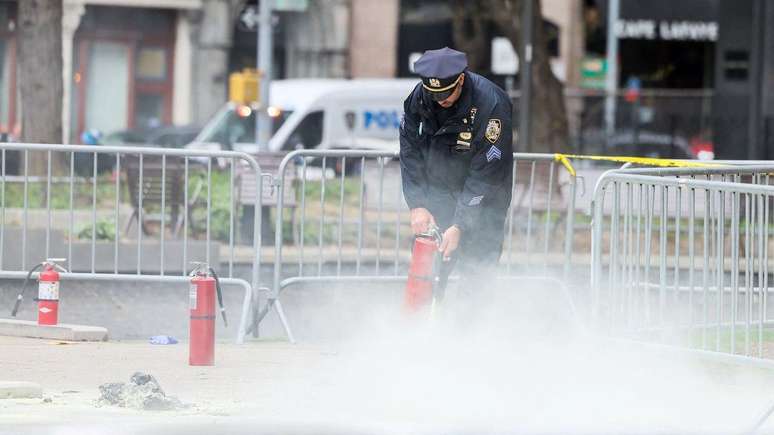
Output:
[{"xmin": 248, "ymin": 295, "xmax": 296, "ymax": 344}]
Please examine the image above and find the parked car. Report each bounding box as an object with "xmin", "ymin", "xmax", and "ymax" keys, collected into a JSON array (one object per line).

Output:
[
  {"xmin": 573, "ymin": 129, "xmax": 702, "ymax": 161},
  {"xmin": 72, "ymin": 125, "xmax": 201, "ymax": 176},
  {"xmin": 102, "ymin": 124, "xmax": 200, "ymax": 148}
]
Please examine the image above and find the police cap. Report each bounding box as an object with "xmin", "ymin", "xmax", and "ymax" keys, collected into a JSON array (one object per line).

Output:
[{"xmin": 413, "ymin": 47, "xmax": 468, "ymax": 101}]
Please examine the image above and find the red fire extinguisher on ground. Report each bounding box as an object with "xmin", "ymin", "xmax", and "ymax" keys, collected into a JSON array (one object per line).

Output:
[
  {"xmin": 11, "ymin": 258, "xmax": 67, "ymax": 325},
  {"xmin": 188, "ymin": 263, "xmax": 227, "ymax": 366},
  {"xmin": 404, "ymin": 226, "xmax": 443, "ymax": 312}
]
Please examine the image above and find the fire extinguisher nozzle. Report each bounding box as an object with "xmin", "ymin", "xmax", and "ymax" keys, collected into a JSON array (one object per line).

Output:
[{"xmin": 221, "ymin": 308, "xmax": 228, "ymax": 327}]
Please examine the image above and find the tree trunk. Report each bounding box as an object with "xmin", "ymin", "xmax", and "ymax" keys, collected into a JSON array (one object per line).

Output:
[
  {"xmin": 18, "ymin": 0, "xmax": 64, "ymax": 175},
  {"xmin": 451, "ymin": 0, "xmax": 489, "ymax": 71},
  {"xmin": 489, "ymin": 0, "xmax": 568, "ymax": 153},
  {"xmin": 527, "ymin": 0, "xmax": 568, "ymax": 153},
  {"xmin": 451, "ymin": 0, "xmax": 567, "ymax": 205}
]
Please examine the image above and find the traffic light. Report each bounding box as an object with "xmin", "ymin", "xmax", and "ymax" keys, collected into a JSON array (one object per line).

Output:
[{"xmin": 229, "ymin": 68, "xmax": 259, "ymax": 105}]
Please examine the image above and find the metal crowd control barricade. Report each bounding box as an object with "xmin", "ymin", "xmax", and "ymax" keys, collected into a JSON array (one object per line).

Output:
[
  {"xmin": 260, "ymin": 149, "xmax": 581, "ymax": 341},
  {"xmin": 0, "ymin": 142, "xmax": 289, "ymax": 344},
  {"xmin": 591, "ymin": 164, "xmax": 774, "ymax": 359},
  {"xmin": 508, "ymin": 153, "xmax": 579, "ymax": 278},
  {"xmin": 235, "ymin": 152, "xmax": 297, "ymax": 244}
]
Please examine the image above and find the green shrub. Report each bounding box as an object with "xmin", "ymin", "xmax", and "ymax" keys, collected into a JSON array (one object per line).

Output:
[{"xmin": 77, "ymin": 218, "xmax": 116, "ymax": 241}]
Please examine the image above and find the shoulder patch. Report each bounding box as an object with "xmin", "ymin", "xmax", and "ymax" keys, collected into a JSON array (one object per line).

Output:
[{"xmin": 485, "ymin": 119, "xmax": 501, "ymax": 144}]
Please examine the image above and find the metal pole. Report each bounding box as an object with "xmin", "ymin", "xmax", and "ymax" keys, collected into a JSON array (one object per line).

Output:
[
  {"xmin": 518, "ymin": 0, "xmax": 534, "ymax": 152},
  {"xmin": 257, "ymin": 0, "xmax": 273, "ymax": 152},
  {"xmin": 604, "ymin": 0, "xmax": 619, "ymax": 140},
  {"xmin": 748, "ymin": 0, "xmax": 764, "ymax": 159}
]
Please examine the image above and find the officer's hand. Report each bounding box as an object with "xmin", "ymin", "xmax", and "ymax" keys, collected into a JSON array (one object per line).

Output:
[
  {"xmin": 410, "ymin": 208, "xmax": 435, "ymax": 235},
  {"xmin": 439, "ymin": 225, "xmax": 461, "ymax": 261}
]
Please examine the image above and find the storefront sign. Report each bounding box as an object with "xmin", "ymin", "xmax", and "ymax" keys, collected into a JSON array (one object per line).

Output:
[
  {"xmin": 615, "ymin": 19, "xmax": 718, "ymax": 41},
  {"xmin": 580, "ymin": 57, "xmax": 606, "ymax": 89}
]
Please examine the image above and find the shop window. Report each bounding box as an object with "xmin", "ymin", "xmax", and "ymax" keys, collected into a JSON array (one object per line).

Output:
[
  {"xmin": 136, "ymin": 47, "xmax": 166, "ymax": 81},
  {"xmin": 85, "ymin": 41, "xmax": 129, "ymax": 135},
  {"xmin": 135, "ymin": 93, "xmax": 164, "ymax": 130}
]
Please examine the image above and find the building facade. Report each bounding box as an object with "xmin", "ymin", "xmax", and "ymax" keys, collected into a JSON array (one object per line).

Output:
[
  {"xmin": 0, "ymin": 0, "xmax": 405, "ymax": 144},
  {"xmin": 0, "ymin": 0, "xmax": 246, "ymax": 143}
]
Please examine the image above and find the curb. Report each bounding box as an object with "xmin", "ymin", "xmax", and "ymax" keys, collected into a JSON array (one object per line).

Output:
[
  {"xmin": 0, "ymin": 319, "xmax": 108, "ymax": 341},
  {"xmin": 0, "ymin": 382, "xmax": 42, "ymax": 399}
]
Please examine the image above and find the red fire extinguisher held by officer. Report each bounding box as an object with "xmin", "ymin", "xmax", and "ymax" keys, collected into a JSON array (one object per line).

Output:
[
  {"xmin": 404, "ymin": 225, "xmax": 444, "ymax": 313},
  {"xmin": 10, "ymin": 258, "xmax": 67, "ymax": 325},
  {"xmin": 188, "ymin": 262, "xmax": 227, "ymax": 366}
]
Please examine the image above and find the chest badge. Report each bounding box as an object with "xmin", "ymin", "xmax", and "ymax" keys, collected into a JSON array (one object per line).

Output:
[
  {"xmin": 485, "ymin": 119, "xmax": 501, "ymax": 144},
  {"xmin": 455, "ymin": 130, "xmax": 472, "ymax": 152}
]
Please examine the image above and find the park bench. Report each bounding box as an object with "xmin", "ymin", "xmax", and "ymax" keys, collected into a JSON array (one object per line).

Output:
[
  {"xmin": 235, "ymin": 152, "xmax": 297, "ymax": 244},
  {"xmin": 123, "ymin": 154, "xmax": 203, "ymax": 237}
]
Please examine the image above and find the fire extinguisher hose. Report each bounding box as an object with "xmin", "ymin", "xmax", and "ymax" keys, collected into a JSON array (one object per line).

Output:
[
  {"xmin": 207, "ymin": 267, "xmax": 228, "ymax": 327},
  {"xmin": 10, "ymin": 263, "xmax": 44, "ymax": 317},
  {"xmin": 419, "ymin": 225, "xmax": 445, "ymax": 303}
]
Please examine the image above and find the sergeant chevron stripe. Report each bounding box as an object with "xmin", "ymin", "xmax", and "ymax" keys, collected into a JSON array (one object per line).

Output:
[{"xmin": 486, "ymin": 146, "xmax": 501, "ymax": 162}]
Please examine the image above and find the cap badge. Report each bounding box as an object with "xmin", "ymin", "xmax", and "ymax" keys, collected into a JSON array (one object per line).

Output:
[{"xmin": 429, "ymin": 78, "xmax": 441, "ymax": 88}]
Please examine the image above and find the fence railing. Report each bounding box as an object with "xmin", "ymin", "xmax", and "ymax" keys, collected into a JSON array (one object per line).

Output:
[
  {"xmin": 0, "ymin": 142, "xmax": 283, "ymax": 344},
  {"xmin": 258, "ymin": 149, "xmax": 582, "ymax": 340},
  {"xmin": 591, "ymin": 165, "xmax": 774, "ymax": 358},
  {"xmin": 10, "ymin": 143, "xmax": 774, "ymax": 361}
]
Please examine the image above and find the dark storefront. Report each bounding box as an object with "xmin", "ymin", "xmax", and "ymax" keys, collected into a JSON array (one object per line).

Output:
[
  {"xmin": 583, "ymin": 0, "xmax": 774, "ymax": 160},
  {"xmin": 712, "ymin": 0, "xmax": 774, "ymax": 160},
  {"xmin": 595, "ymin": 0, "xmax": 718, "ymax": 89},
  {"xmin": 581, "ymin": 0, "xmax": 718, "ymax": 158}
]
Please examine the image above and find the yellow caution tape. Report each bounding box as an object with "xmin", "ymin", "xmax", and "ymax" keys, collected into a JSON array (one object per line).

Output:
[{"xmin": 553, "ymin": 153, "xmax": 721, "ymax": 177}]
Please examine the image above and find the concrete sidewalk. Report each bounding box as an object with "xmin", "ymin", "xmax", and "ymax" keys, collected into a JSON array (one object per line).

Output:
[
  {"xmin": 0, "ymin": 336, "xmax": 337, "ymax": 428},
  {"xmin": 5, "ymin": 326, "xmax": 774, "ymax": 434}
]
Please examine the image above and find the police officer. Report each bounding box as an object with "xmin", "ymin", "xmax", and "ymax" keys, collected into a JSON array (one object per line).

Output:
[{"xmin": 400, "ymin": 47, "xmax": 513, "ymax": 289}]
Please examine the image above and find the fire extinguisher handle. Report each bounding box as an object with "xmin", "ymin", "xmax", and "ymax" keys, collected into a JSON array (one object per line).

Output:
[
  {"xmin": 418, "ymin": 224, "xmax": 443, "ymax": 247},
  {"xmin": 208, "ymin": 267, "xmax": 228, "ymax": 327},
  {"xmin": 10, "ymin": 263, "xmax": 44, "ymax": 317}
]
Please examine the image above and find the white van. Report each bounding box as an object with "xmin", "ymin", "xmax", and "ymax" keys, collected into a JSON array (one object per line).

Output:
[{"xmin": 187, "ymin": 79, "xmax": 418, "ymax": 154}]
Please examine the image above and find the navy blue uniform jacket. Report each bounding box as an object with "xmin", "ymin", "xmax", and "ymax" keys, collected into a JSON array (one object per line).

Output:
[{"xmin": 400, "ymin": 71, "xmax": 513, "ymax": 261}]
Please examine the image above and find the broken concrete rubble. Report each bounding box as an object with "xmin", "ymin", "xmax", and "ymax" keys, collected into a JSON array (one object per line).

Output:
[{"xmin": 97, "ymin": 372, "xmax": 187, "ymax": 411}]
